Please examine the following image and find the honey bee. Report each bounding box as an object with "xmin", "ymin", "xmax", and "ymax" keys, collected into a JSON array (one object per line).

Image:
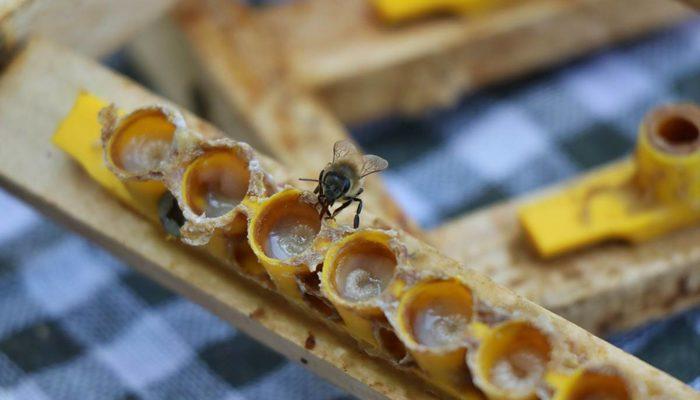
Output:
[{"xmin": 300, "ymin": 140, "xmax": 388, "ymax": 229}]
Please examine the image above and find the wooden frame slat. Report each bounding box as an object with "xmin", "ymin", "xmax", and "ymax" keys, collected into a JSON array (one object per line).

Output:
[
  {"xmin": 257, "ymin": 0, "xmax": 691, "ymax": 123},
  {"xmin": 0, "ymin": 0, "xmax": 176, "ymax": 58},
  {"xmin": 0, "ymin": 39, "xmax": 437, "ymax": 400},
  {"xmin": 431, "ymin": 191, "xmax": 700, "ymax": 334}
]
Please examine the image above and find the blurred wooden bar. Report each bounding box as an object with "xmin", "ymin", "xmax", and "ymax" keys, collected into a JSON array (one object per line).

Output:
[
  {"xmin": 0, "ymin": 0, "xmax": 176, "ymax": 58},
  {"xmin": 129, "ymin": 0, "xmax": 692, "ymax": 123},
  {"xmin": 430, "ymin": 189, "xmax": 700, "ymax": 334},
  {"xmin": 212, "ymin": 0, "xmax": 691, "ymax": 123},
  {"xmin": 301, "ymin": 0, "xmax": 692, "ymax": 123}
]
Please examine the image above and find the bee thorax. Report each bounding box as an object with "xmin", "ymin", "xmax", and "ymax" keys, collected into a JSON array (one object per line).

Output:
[{"xmin": 322, "ymin": 169, "xmax": 352, "ymax": 201}]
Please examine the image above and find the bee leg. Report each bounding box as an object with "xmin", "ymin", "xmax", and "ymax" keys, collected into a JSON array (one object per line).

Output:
[
  {"xmin": 323, "ymin": 203, "xmax": 332, "ymax": 220},
  {"xmin": 315, "ymin": 170, "xmax": 325, "ymax": 195},
  {"xmin": 331, "ymin": 199, "xmax": 353, "ymax": 219},
  {"xmin": 352, "ymin": 197, "xmax": 363, "ymax": 229},
  {"xmin": 317, "ymin": 195, "xmax": 328, "ymax": 219}
]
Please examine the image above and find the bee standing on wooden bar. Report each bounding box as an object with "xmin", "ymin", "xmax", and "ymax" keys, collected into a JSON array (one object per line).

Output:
[{"xmin": 301, "ymin": 140, "xmax": 388, "ymax": 229}]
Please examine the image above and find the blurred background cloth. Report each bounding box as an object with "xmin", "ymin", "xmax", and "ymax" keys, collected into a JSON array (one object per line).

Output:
[{"xmin": 1, "ymin": 16, "xmax": 700, "ymax": 400}]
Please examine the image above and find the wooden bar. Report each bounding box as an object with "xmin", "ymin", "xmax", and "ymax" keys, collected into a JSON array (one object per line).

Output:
[
  {"xmin": 1, "ymin": 39, "xmax": 697, "ymax": 400},
  {"xmin": 430, "ymin": 184, "xmax": 700, "ymax": 335},
  {"xmin": 256, "ymin": 0, "xmax": 691, "ymax": 123},
  {"xmin": 0, "ymin": 0, "xmax": 175, "ymax": 58},
  {"xmin": 0, "ymin": 39, "xmax": 434, "ymax": 400}
]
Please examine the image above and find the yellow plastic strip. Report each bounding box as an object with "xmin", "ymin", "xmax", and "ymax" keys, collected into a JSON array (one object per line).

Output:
[
  {"xmin": 52, "ymin": 92, "xmax": 165, "ymax": 221},
  {"xmin": 371, "ymin": 0, "xmax": 505, "ymax": 24},
  {"xmin": 321, "ymin": 230, "xmax": 397, "ymax": 346},
  {"xmin": 53, "ymin": 93, "xmax": 131, "ymax": 205},
  {"xmin": 519, "ymin": 106, "xmax": 700, "ymax": 258},
  {"xmin": 548, "ymin": 367, "xmax": 633, "ymax": 400}
]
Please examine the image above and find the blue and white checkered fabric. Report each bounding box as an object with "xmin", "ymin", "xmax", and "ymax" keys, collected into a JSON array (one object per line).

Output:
[{"xmin": 1, "ymin": 17, "xmax": 700, "ymax": 400}]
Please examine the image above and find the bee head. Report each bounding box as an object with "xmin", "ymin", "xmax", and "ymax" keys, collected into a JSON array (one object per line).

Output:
[{"xmin": 323, "ymin": 170, "xmax": 350, "ymax": 202}]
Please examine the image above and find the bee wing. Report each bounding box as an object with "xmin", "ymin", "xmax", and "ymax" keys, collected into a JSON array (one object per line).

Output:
[
  {"xmin": 360, "ymin": 154, "xmax": 389, "ymax": 177},
  {"xmin": 333, "ymin": 139, "xmax": 362, "ymax": 164}
]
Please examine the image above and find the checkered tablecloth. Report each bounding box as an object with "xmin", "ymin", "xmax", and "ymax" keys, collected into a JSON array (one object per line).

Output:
[{"xmin": 2, "ymin": 17, "xmax": 700, "ymax": 400}]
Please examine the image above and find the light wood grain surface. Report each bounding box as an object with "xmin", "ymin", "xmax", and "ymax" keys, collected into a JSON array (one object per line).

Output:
[
  {"xmin": 0, "ymin": 0, "xmax": 176, "ymax": 58},
  {"xmin": 263, "ymin": 0, "xmax": 692, "ymax": 123},
  {"xmin": 431, "ymin": 182, "xmax": 700, "ymax": 335},
  {"xmin": 0, "ymin": 39, "xmax": 440, "ymax": 400}
]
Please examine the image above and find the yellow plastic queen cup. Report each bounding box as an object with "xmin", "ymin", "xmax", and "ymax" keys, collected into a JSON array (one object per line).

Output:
[
  {"xmin": 101, "ymin": 104, "xmax": 185, "ymax": 218},
  {"xmin": 321, "ymin": 230, "xmax": 399, "ymax": 348},
  {"xmin": 249, "ymin": 189, "xmax": 324, "ymax": 300},
  {"xmin": 549, "ymin": 366, "xmax": 633, "ymax": 400},
  {"xmin": 470, "ymin": 320, "xmax": 552, "ymax": 399},
  {"xmin": 395, "ymin": 279, "xmax": 477, "ymax": 397}
]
